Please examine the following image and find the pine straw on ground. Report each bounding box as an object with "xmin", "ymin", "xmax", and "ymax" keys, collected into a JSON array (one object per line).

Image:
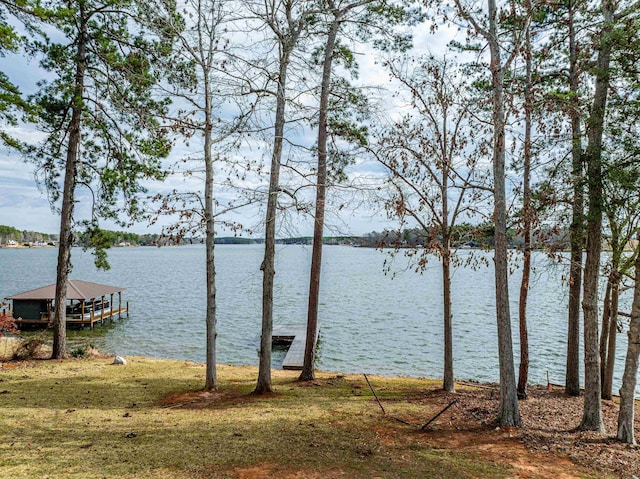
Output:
[
  {"xmin": 161, "ymin": 375, "xmax": 637, "ymax": 478},
  {"xmin": 396, "ymin": 383, "xmax": 640, "ymax": 478}
]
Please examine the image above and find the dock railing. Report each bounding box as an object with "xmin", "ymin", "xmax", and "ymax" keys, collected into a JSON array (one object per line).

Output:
[{"xmin": 21, "ymin": 303, "xmax": 129, "ymax": 328}]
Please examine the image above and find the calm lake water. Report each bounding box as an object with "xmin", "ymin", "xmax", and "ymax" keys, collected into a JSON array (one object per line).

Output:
[{"xmin": 1, "ymin": 244, "xmax": 636, "ymax": 395}]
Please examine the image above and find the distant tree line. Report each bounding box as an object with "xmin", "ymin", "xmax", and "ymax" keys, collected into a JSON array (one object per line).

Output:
[
  {"xmin": 1, "ymin": 223, "xmax": 574, "ymax": 249},
  {"xmin": 75, "ymin": 229, "xmax": 194, "ymax": 247},
  {"xmin": 0, "ymin": 225, "xmax": 57, "ymax": 245},
  {"xmin": 360, "ymin": 223, "xmax": 571, "ymax": 250}
]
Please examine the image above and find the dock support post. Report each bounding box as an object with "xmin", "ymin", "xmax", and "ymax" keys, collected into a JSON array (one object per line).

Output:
[
  {"xmin": 126, "ymin": 301, "xmax": 129, "ymax": 318},
  {"xmin": 118, "ymin": 292, "xmax": 122, "ymax": 319},
  {"xmin": 110, "ymin": 293, "xmax": 114, "ymax": 321}
]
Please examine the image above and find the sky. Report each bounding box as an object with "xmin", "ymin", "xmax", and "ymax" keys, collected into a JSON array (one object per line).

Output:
[{"xmin": 0, "ymin": 12, "xmax": 459, "ymax": 238}]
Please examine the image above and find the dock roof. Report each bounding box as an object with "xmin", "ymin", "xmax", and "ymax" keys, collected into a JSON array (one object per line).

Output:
[{"xmin": 7, "ymin": 280, "xmax": 125, "ymax": 301}]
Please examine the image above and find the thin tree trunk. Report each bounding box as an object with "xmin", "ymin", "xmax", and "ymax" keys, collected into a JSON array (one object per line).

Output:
[
  {"xmin": 204, "ymin": 99, "xmax": 217, "ymax": 391},
  {"xmin": 599, "ymin": 279, "xmax": 612, "ymax": 386},
  {"xmin": 256, "ymin": 44, "xmax": 293, "ymax": 395},
  {"xmin": 52, "ymin": 150, "xmax": 76, "ymax": 359},
  {"xmin": 300, "ymin": 17, "xmax": 340, "ymax": 381},
  {"xmin": 488, "ymin": 0, "xmax": 521, "ymax": 426},
  {"xmin": 617, "ymin": 252, "xmax": 640, "ymax": 444},
  {"xmin": 53, "ymin": 10, "xmax": 87, "ymax": 360},
  {"xmin": 579, "ymin": 0, "xmax": 614, "ymax": 434},
  {"xmin": 517, "ymin": 241, "xmax": 531, "ymax": 399},
  {"xmin": 567, "ymin": 246, "xmax": 583, "ymax": 396},
  {"xmin": 566, "ymin": 0, "xmax": 583, "ymax": 397},
  {"xmin": 442, "ymin": 235, "xmax": 454, "ymax": 392},
  {"xmin": 517, "ymin": 24, "xmax": 532, "ymax": 401},
  {"xmin": 441, "ymin": 120, "xmax": 454, "ymax": 393},
  {"xmin": 581, "ymin": 216, "xmax": 605, "ymax": 432},
  {"xmin": 602, "ymin": 277, "xmax": 619, "ymax": 400}
]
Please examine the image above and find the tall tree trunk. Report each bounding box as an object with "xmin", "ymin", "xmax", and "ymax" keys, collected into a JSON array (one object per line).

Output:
[
  {"xmin": 517, "ymin": 24, "xmax": 532, "ymax": 401},
  {"xmin": 441, "ymin": 130, "xmax": 454, "ymax": 392},
  {"xmin": 442, "ymin": 233, "xmax": 454, "ymax": 392},
  {"xmin": 579, "ymin": 0, "xmax": 614, "ymax": 434},
  {"xmin": 602, "ymin": 276, "xmax": 619, "ymax": 400},
  {"xmin": 617, "ymin": 252, "xmax": 640, "ymax": 444},
  {"xmin": 204, "ymin": 101, "xmax": 217, "ymax": 391},
  {"xmin": 565, "ymin": 0, "xmax": 584, "ymax": 397},
  {"xmin": 300, "ymin": 17, "xmax": 340, "ymax": 381},
  {"xmin": 256, "ymin": 45, "xmax": 293, "ymax": 395},
  {"xmin": 53, "ymin": 11, "xmax": 87, "ymax": 360},
  {"xmin": 488, "ymin": 0, "xmax": 521, "ymax": 426},
  {"xmin": 581, "ymin": 207, "xmax": 605, "ymax": 432}
]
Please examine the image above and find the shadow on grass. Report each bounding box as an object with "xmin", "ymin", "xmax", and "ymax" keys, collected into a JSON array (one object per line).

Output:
[
  {"xmin": 2, "ymin": 398, "xmax": 509, "ymax": 479},
  {"xmin": 0, "ymin": 359, "xmax": 206, "ymax": 410}
]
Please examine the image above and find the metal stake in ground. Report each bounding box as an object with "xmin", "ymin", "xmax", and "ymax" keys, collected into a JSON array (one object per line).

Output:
[
  {"xmin": 421, "ymin": 400, "xmax": 458, "ymax": 431},
  {"xmin": 363, "ymin": 373, "xmax": 386, "ymax": 414}
]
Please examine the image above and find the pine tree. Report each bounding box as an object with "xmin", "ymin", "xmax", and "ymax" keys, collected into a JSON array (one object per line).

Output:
[{"xmin": 28, "ymin": 0, "xmax": 172, "ymax": 358}]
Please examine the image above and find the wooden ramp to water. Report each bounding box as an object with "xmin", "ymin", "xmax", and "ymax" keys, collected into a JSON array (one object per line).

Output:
[{"xmin": 272, "ymin": 323, "xmax": 319, "ymax": 370}]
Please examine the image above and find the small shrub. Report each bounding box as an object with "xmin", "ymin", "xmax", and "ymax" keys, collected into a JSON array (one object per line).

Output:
[
  {"xmin": 70, "ymin": 347, "xmax": 87, "ymax": 358},
  {"xmin": 0, "ymin": 309, "xmax": 18, "ymax": 339},
  {"xmin": 0, "ymin": 310, "xmax": 19, "ymax": 360},
  {"xmin": 12, "ymin": 332, "xmax": 48, "ymax": 360},
  {"xmin": 71, "ymin": 344, "xmax": 102, "ymax": 359}
]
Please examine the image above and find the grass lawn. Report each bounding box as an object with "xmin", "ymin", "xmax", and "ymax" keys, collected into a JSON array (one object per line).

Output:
[{"xmin": 0, "ymin": 357, "xmax": 609, "ymax": 478}]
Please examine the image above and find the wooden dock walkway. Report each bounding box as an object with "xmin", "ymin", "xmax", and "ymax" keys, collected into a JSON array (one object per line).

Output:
[{"xmin": 272, "ymin": 323, "xmax": 319, "ymax": 370}]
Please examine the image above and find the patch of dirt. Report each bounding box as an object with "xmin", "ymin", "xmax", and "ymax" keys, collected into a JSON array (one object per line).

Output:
[
  {"xmin": 159, "ymin": 388, "xmax": 281, "ymax": 410},
  {"xmin": 160, "ymin": 389, "xmax": 243, "ymax": 409},
  {"xmin": 399, "ymin": 384, "xmax": 639, "ymax": 478},
  {"xmin": 425, "ymin": 427, "xmax": 583, "ymax": 479}
]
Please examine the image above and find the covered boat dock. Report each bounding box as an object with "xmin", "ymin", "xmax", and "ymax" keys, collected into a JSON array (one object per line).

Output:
[{"xmin": 5, "ymin": 280, "xmax": 129, "ymax": 328}]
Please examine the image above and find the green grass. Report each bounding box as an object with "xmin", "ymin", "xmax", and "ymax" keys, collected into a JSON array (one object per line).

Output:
[{"xmin": 0, "ymin": 358, "xmax": 512, "ymax": 478}]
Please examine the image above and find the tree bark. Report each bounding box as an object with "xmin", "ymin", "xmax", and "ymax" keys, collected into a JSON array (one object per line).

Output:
[
  {"xmin": 517, "ymin": 24, "xmax": 532, "ymax": 401},
  {"xmin": 579, "ymin": 0, "xmax": 614, "ymax": 434},
  {"xmin": 441, "ymin": 118, "xmax": 454, "ymax": 393},
  {"xmin": 581, "ymin": 216, "xmax": 605, "ymax": 432},
  {"xmin": 599, "ymin": 280, "xmax": 612, "ymax": 387},
  {"xmin": 488, "ymin": 0, "xmax": 521, "ymax": 426},
  {"xmin": 442, "ymin": 234, "xmax": 454, "ymax": 393},
  {"xmin": 53, "ymin": 9, "xmax": 87, "ymax": 360},
  {"xmin": 204, "ymin": 90, "xmax": 217, "ymax": 391},
  {"xmin": 602, "ymin": 277, "xmax": 619, "ymax": 400},
  {"xmin": 617, "ymin": 252, "xmax": 640, "ymax": 444},
  {"xmin": 256, "ymin": 39, "xmax": 294, "ymax": 395},
  {"xmin": 300, "ymin": 16, "xmax": 340, "ymax": 382},
  {"xmin": 565, "ymin": 0, "xmax": 583, "ymax": 398}
]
